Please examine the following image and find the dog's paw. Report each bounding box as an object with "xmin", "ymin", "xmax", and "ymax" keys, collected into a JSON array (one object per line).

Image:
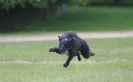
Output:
[
  {"xmin": 90, "ymin": 50, "xmax": 95, "ymax": 56},
  {"xmin": 63, "ymin": 64, "xmax": 68, "ymax": 68},
  {"xmin": 77, "ymin": 56, "xmax": 81, "ymax": 62},
  {"xmin": 78, "ymin": 58, "xmax": 81, "ymax": 62},
  {"xmin": 49, "ymin": 48, "xmax": 55, "ymax": 52}
]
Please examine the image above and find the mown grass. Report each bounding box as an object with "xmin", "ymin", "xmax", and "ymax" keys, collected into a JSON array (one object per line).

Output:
[
  {"xmin": 0, "ymin": 38, "xmax": 133, "ymax": 82},
  {"xmin": 40, "ymin": 6, "xmax": 133, "ymax": 32}
]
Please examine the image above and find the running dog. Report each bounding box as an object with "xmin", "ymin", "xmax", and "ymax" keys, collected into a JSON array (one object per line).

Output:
[{"xmin": 49, "ymin": 31, "xmax": 95, "ymax": 68}]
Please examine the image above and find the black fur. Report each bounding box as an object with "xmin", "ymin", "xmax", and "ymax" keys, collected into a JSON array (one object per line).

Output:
[{"xmin": 49, "ymin": 31, "xmax": 95, "ymax": 68}]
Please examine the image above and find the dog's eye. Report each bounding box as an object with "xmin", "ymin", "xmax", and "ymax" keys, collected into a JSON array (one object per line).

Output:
[{"xmin": 64, "ymin": 38, "xmax": 68, "ymax": 41}]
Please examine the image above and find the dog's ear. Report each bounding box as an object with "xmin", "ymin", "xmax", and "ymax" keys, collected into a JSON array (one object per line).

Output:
[{"xmin": 58, "ymin": 36, "xmax": 62, "ymax": 41}]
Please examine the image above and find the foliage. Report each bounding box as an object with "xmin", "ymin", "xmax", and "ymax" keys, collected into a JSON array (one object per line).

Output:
[
  {"xmin": 0, "ymin": 0, "xmax": 70, "ymax": 10},
  {"xmin": 0, "ymin": 0, "xmax": 133, "ymax": 10},
  {"xmin": 71, "ymin": 0, "xmax": 133, "ymax": 6},
  {"xmin": 0, "ymin": 6, "xmax": 133, "ymax": 33}
]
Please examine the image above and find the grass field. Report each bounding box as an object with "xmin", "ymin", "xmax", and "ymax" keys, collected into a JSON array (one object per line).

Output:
[
  {"xmin": 23, "ymin": 6, "xmax": 133, "ymax": 32},
  {"xmin": 0, "ymin": 6, "xmax": 133, "ymax": 34},
  {"xmin": 0, "ymin": 38, "xmax": 133, "ymax": 82},
  {"xmin": 40, "ymin": 6, "xmax": 133, "ymax": 32}
]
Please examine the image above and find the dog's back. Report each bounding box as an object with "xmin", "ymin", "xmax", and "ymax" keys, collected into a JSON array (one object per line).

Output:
[{"xmin": 61, "ymin": 31, "xmax": 78, "ymax": 40}]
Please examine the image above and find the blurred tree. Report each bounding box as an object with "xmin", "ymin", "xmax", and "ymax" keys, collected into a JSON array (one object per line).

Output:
[
  {"xmin": 0, "ymin": 0, "xmax": 70, "ymax": 10},
  {"xmin": 114, "ymin": 0, "xmax": 124, "ymax": 4},
  {"xmin": 0, "ymin": 0, "xmax": 71, "ymax": 32},
  {"xmin": 71, "ymin": 0, "xmax": 133, "ymax": 6}
]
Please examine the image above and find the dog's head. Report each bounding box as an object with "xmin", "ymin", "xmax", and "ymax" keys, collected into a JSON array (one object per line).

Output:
[{"xmin": 58, "ymin": 32, "xmax": 77, "ymax": 53}]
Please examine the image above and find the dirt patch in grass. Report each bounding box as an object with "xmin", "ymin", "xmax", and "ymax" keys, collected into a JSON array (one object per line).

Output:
[{"xmin": 0, "ymin": 31, "xmax": 133, "ymax": 42}]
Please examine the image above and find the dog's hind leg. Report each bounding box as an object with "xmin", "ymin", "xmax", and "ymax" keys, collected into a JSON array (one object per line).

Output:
[
  {"xmin": 81, "ymin": 48, "xmax": 95, "ymax": 59},
  {"xmin": 76, "ymin": 52, "xmax": 81, "ymax": 61},
  {"xmin": 80, "ymin": 41, "xmax": 95, "ymax": 59},
  {"xmin": 89, "ymin": 50, "xmax": 95, "ymax": 56}
]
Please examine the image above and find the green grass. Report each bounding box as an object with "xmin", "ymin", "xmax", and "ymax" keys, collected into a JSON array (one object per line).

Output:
[
  {"xmin": 40, "ymin": 6, "xmax": 133, "ymax": 32},
  {"xmin": 17, "ymin": 6, "xmax": 133, "ymax": 32},
  {"xmin": 0, "ymin": 38, "xmax": 133, "ymax": 82},
  {"xmin": 0, "ymin": 6, "xmax": 133, "ymax": 34}
]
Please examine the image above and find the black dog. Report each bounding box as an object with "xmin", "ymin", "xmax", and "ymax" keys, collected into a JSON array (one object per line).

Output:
[{"xmin": 49, "ymin": 31, "xmax": 95, "ymax": 67}]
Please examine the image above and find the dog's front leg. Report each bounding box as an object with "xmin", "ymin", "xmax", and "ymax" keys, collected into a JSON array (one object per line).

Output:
[
  {"xmin": 49, "ymin": 47, "xmax": 61, "ymax": 54},
  {"xmin": 63, "ymin": 50, "xmax": 75, "ymax": 68},
  {"xmin": 63, "ymin": 56, "xmax": 73, "ymax": 68}
]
